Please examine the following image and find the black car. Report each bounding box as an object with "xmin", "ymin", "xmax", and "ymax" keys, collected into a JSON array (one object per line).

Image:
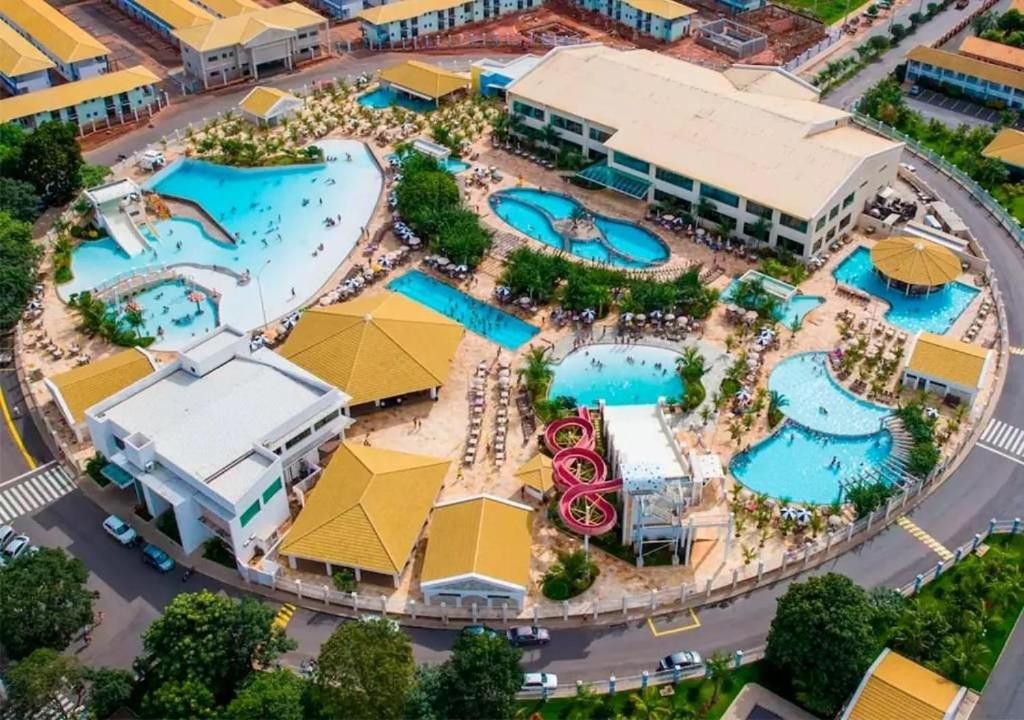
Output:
[{"xmin": 506, "ymin": 626, "xmax": 550, "ymax": 646}]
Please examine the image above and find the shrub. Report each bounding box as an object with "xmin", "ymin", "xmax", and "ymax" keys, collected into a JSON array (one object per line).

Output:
[
  {"xmin": 332, "ymin": 568, "xmax": 357, "ymax": 593},
  {"xmin": 541, "ymin": 576, "xmax": 571, "ymax": 600}
]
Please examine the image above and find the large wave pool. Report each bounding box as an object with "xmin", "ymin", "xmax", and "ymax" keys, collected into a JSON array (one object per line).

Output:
[
  {"xmin": 548, "ymin": 344, "xmax": 684, "ymax": 406},
  {"xmin": 489, "ymin": 189, "xmax": 669, "ymax": 269},
  {"xmin": 387, "ymin": 270, "xmax": 539, "ymax": 350},
  {"xmin": 731, "ymin": 423, "xmax": 894, "ymax": 505},
  {"xmin": 768, "ymin": 352, "xmax": 891, "ymax": 435},
  {"xmin": 833, "ymin": 247, "xmax": 979, "ymax": 334},
  {"xmin": 722, "ymin": 280, "xmax": 824, "ymax": 327}
]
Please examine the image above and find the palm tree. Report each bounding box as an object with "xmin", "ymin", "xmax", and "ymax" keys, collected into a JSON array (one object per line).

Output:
[
  {"xmin": 518, "ymin": 347, "xmax": 553, "ymax": 399},
  {"xmin": 628, "ymin": 686, "xmax": 671, "ymax": 720},
  {"xmin": 542, "ymin": 123, "xmax": 561, "ymax": 155},
  {"xmin": 677, "ymin": 347, "xmax": 708, "ymax": 381},
  {"xmin": 696, "ymin": 197, "xmax": 716, "ymax": 222},
  {"xmin": 552, "ymin": 549, "xmax": 597, "ymax": 593},
  {"xmin": 124, "ymin": 308, "xmax": 145, "ymax": 339},
  {"xmin": 703, "ymin": 651, "xmax": 732, "ymax": 708},
  {"xmin": 788, "ymin": 316, "xmax": 803, "ymax": 345},
  {"xmin": 728, "ymin": 420, "xmax": 745, "ymax": 447},
  {"xmin": 767, "ymin": 390, "xmax": 789, "ymax": 426},
  {"xmin": 749, "ymin": 217, "xmax": 771, "ymax": 244},
  {"xmin": 939, "ymin": 631, "xmax": 989, "ymax": 686},
  {"xmin": 566, "ymin": 683, "xmax": 602, "ymax": 720}
]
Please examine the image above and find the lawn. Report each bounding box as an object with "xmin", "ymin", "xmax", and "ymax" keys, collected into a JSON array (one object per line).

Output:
[
  {"xmin": 991, "ymin": 187, "xmax": 1024, "ymax": 225},
  {"xmin": 776, "ymin": 0, "xmax": 871, "ymax": 25}
]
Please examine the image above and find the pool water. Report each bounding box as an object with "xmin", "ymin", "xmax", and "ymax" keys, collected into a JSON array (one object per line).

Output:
[
  {"xmin": 722, "ymin": 280, "xmax": 824, "ymax": 327},
  {"xmin": 768, "ymin": 352, "xmax": 891, "ymax": 435},
  {"xmin": 112, "ymin": 280, "xmax": 219, "ymax": 349},
  {"xmin": 731, "ymin": 423, "xmax": 894, "ymax": 505},
  {"xmin": 489, "ymin": 189, "xmax": 669, "ymax": 269},
  {"xmin": 833, "ymin": 247, "xmax": 979, "ymax": 334},
  {"xmin": 387, "ymin": 152, "xmax": 469, "ymax": 174},
  {"xmin": 387, "ymin": 270, "xmax": 539, "ymax": 350},
  {"xmin": 548, "ymin": 344, "xmax": 684, "ymax": 406},
  {"xmin": 358, "ymin": 87, "xmax": 435, "ymax": 113}
]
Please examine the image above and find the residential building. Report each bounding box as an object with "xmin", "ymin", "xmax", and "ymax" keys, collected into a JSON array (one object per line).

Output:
[
  {"xmin": 982, "ymin": 126, "xmax": 1024, "ymax": 171},
  {"xmin": 420, "ymin": 495, "xmax": 533, "ymax": 609},
  {"xmin": 0, "ymin": 65, "xmax": 164, "ymax": 131},
  {"xmin": 279, "ymin": 442, "xmax": 449, "ymax": 586},
  {"xmin": 901, "ymin": 332, "xmax": 992, "ymax": 409},
  {"xmin": 572, "ymin": 0, "xmax": 696, "ymax": 42},
  {"xmin": 840, "ymin": 648, "xmax": 968, "ymax": 720},
  {"xmin": 506, "ymin": 46, "xmax": 902, "ymax": 259},
  {"xmin": 174, "ymin": 3, "xmax": 328, "ymax": 90},
  {"xmin": 471, "ymin": 55, "xmax": 542, "ymax": 98},
  {"xmin": 44, "ymin": 349, "xmax": 158, "ymax": 443},
  {"xmin": 358, "ymin": 0, "xmax": 544, "ymax": 47},
  {"xmin": 85, "ymin": 327, "xmax": 353, "ymax": 565},
  {"xmin": 112, "ymin": 0, "xmax": 215, "ymax": 39},
  {"xmin": 0, "ymin": 0, "xmax": 109, "ymax": 82},
  {"xmin": 959, "ymin": 35, "xmax": 1024, "ymax": 71},
  {"xmin": 0, "ymin": 18, "xmax": 53, "ymax": 95},
  {"xmin": 906, "ymin": 45, "xmax": 1024, "ymax": 109},
  {"xmin": 238, "ymin": 85, "xmax": 303, "ymax": 124},
  {"xmin": 191, "ymin": 0, "xmax": 262, "ymax": 18}
]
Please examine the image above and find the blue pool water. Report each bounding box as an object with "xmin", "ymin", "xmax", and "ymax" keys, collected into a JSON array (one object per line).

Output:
[
  {"xmin": 490, "ymin": 189, "xmax": 668, "ymax": 268},
  {"xmin": 722, "ymin": 280, "xmax": 824, "ymax": 327},
  {"xmin": 388, "ymin": 270, "xmax": 539, "ymax": 350},
  {"xmin": 768, "ymin": 352, "xmax": 891, "ymax": 435},
  {"xmin": 113, "ymin": 281, "xmax": 218, "ymax": 349},
  {"xmin": 833, "ymin": 247, "xmax": 979, "ymax": 334},
  {"xmin": 358, "ymin": 87, "xmax": 435, "ymax": 113},
  {"xmin": 548, "ymin": 344, "xmax": 684, "ymax": 406},
  {"xmin": 387, "ymin": 152, "xmax": 469, "ymax": 174},
  {"xmin": 731, "ymin": 423, "xmax": 894, "ymax": 505}
]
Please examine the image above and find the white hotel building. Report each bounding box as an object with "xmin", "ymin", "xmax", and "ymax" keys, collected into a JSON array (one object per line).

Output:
[
  {"xmin": 505, "ymin": 46, "xmax": 904, "ymax": 259},
  {"xmin": 86, "ymin": 327, "xmax": 352, "ymax": 566}
]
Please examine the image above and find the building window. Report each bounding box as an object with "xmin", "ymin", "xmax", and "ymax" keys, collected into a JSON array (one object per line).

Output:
[
  {"xmin": 314, "ymin": 409, "xmax": 340, "ymax": 431},
  {"xmin": 778, "ymin": 212, "xmax": 808, "ymax": 233},
  {"xmin": 589, "ymin": 127, "xmax": 611, "ymax": 143},
  {"xmin": 612, "ymin": 151, "xmax": 650, "ymax": 174},
  {"xmin": 842, "ymin": 191, "xmax": 856, "ymax": 208},
  {"xmin": 655, "ymin": 167, "xmax": 693, "ymax": 190},
  {"xmin": 745, "ymin": 200, "xmax": 773, "ymax": 219},
  {"xmin": 240, "ymin": 499, "xmax": 261, "ymax": 528},
  {"xmin": 743, "ymin": 221, "xmax": 772, "ymax": 240},
  {"xmin": 815, "ymin": 216, "xmax": 826, "ymax": 231},
  {"xmin": 826, "ymin": 226, "xmax": 837, "ymax": 240},
  {"xmin": 839, "ymin": 214, "xmax": 852, "ymax": 229},
  {"xmin": 550, "ymin": 114, "xmax": 583, "ymax": 135},
  {"xmin": 262, "ymin": 477, "xmax": 283, "ymax": 504},
  {"xmin": 511, "ymin": 100, "xmax": 543, "ymax": 120},
  {"xmin": 284, "ymin": 428, "xmax": 312, "ymax": 450},
  {"xmin": 777, "ymin": 235, "xmax": 805, "ymax": 255},
  {"xmin": 653, "ymin": 188, "xmax": 691, "ymax": 210},
  {"xmin": 829, "ymin": 205, "xmax": 839, "ymax": 220},
  {"xmin": 699, "ymin": 183, "xmax": 740, "ymax": 208}
]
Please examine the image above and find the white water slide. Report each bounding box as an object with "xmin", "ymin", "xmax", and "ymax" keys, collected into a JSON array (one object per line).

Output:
[{"xmin": 103, "ymin": 210, "xmax": 150, "ymax": 257}]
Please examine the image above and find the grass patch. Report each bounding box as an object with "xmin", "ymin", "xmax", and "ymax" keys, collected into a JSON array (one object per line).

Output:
[{"xmin": 776, "ymin": 0, "xmax": 865, "ymax": 24}]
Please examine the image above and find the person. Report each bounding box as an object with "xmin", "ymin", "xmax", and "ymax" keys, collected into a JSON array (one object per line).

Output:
[{"xmin": 291, "ymin": 287, "xmax": 296, "ymax": 298}]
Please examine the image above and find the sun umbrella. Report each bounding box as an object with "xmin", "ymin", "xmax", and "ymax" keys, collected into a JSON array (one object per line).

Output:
[
  {"xmin": 665, "ymin": 313, "xmax": 676, "ymax": 322},
  {"xmin": 635, "ymin": 313, "xmax": 647, "ymax": 323},
  {"xmin": 581, "ymin": 308, "xmax": 596, "ymax": 323},
  {"xmin": 187, "ymin": 290, "xmax": 206, "ymax": 314},
  {"xmin": 650, "ymin": 310, "xmax": 664, "ymax": 320},
  {"xmin": 794, "ymin": 508, "xmax": 812, "ymax": 525},
  {"xmin": 435, "ymin": 257, "xmax": 450, "ymax": 267},
  {"xmin": 622, "ymin": 312, "xmax": 634, "ymax": 323},
  {"xmin": 677, "ymin": 315, "xmax": 689, "ymax": 326},
  {"xmin": 780, "ymin": 506, "xmax": 799, "ymax": 522}
]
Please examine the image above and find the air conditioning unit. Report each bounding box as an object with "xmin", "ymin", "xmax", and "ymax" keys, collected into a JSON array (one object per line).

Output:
[{"xmin": 144, "ymin": 461, "xmax": 155, "ymax": 472}]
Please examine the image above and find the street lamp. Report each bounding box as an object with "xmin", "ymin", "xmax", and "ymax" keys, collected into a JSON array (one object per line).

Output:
[{"xmin": 255, "ymin": 259, "xmax": 272, "ymax": 336}]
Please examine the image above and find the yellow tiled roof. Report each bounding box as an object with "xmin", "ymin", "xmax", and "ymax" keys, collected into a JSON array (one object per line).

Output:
[
  {"xmin": 849, "ymin": 650, "xmax": 961, "ymax": 720},
  {"xmin": 358, "ymin": 0, "xmax": 464, "ymax": 26},
  {"xmin": 239, "ymin": 85, "xmax": 300, "ymax": 118},
  {"xmin": 421, "ymin": 496, "xmax": 533, "ymax": 589},
  {"xmin": 624, "ymin": 0, "xmax": 697, "ymax": 20},
  {"xmin": 278, "ymin": 291, "xmax": 464, "ymax": 406},
  {"xmin": 47, "ymin": 349, "xmax": 155, "ymax": 424},
  {"xmin": 195, "ymin": 0, "xmax": 262, "ymax": 18},
  {"xmin": 280, "ymin": 442, "xmax": 449, "ymax": 575},
  {"xmin": 907, "ymin": 332, "xmax": 990, "ymax": 388},
  {"xmin": 378, "ymin": 60, "xmax": 470, "ymax": 100},
  {"xmin": 515, "ymin": 453, "xmax": 554, "ymax": 493},
  {"xmin": 0, "ymin": 18, "xmax": 54, "ymax": 78},
  {"xmin": 0, "ymin": 65, "xmax": 160, "ymax": 124},
  {"xmin": 959, "ymin": 36, "xmax": 1024, "ymax": 71},
  {"xmin": 982, "ymin": 127, "xmax": 1024, "ymax": 168},
  {"xmin": 129, "ymin": 0, "xmax": 214, "ymax": 30},
  {"xmin": 0, "ymin": 0, "xmax": 108, "ymax": 64},
  {"xmin": 174, "ymin": 3, "xmax": 325, "ymax": 51},
  {"xmin": 907, "ymin": 45, "xmax": 1024, "ymax": 93},
  {"xmin": 870, "ymin": 236, "xmax": 961, "ymax": 287}
]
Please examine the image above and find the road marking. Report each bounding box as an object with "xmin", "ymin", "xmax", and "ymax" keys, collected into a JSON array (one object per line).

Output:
[
  {"xmin": 1009, "ymin": 346, "xmax": 1024, "ymax": 356},
  {"xmin": 978, "ymin": 419, "xmax": 1024, "ymax": 464},
  {"xmin": 0, "ymin": 386, "xmax": 35, "ymax": 471},
  {"xmin": 896, "ymin": 516, "xmax": 953, "ymax": 561},
  {"xmin": 976, "ymin": 443, "xmax": 1024, "ymax": 468},
  {"xmin": 647, "ymin": 608, "xmax": 700, "ymax": 637},
  {"xmin": 0, "ymin": 464, "xmax": 75, "ymax": 523},
  {"xmin": 272, "ymin": 603, "xmax": 296, "ymax": 630}
]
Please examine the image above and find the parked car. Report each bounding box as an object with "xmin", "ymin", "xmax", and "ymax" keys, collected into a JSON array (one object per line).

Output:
[
  {"xmin": 1, "ymin": 535, "xmax": 31, "ymax": 564},
  {"xmin": 0, "ymin": 524, "xmax": 16, "ymax": 550},
  {"xmin": 461, "ymin": 624, "xmax": 499, "ymax": 639},
  {"xmin": 141, "ymin": 543, "xmax": 175, "ymax": 572},
  {"xmin": 657, "ymin": 650, "xmax": 703, "ymax": 672},
  {"xmin": 909, "ymin": 84, "xmax": 922, "ymax": 97},
  {"xmin": 522, "ymin": 672, "xmax": 558, "ymax": 691},
  {"xmin": 102, "ymin": 515, "xmax": 137, "ymax": 546},
  {"xmin": 506, "ymin": 626, "xmax": 550, "ymax": 647}
]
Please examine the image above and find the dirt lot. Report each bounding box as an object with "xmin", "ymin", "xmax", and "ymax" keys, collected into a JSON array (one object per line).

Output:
[{"xmin": 61, "ymin": 0, "xmax": 184, "ymax": 76}]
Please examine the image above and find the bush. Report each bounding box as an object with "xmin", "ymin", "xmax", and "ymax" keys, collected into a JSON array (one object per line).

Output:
[
  {"xmin": 84, "ymin": 453, "xmax": 109, "ymax": 487},
  {"xmin": 332, "ymin": 568, "xmax": 357, "ymax": 593},
  {"xmin": 541, "ymin": 576, "xmax": 571, "ymax": 600}
]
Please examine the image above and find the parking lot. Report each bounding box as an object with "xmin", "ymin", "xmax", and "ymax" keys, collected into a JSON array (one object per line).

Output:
[
  {"xmin": 909, "ymin": 87, "xmax": 1006, "ymax": 125},
  {"xmin": 61, "ymin": 0, "xmax": 182, "ymax": 77}
]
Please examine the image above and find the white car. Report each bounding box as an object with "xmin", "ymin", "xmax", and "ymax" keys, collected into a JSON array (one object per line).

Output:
[
  {"xmin": 102, "ymin": 515, "xmax": 137, "ymax": 545},
  {"xmin": 522, "ymin": 672, "xmax": 558, "ymax": 691},
  {"xmin": 0, "ymin": 524, "xmax": 16, "ymax": 550},
  {"xmin": 1, "ymin": 535, "xmax": 30, "ymax": 564}
]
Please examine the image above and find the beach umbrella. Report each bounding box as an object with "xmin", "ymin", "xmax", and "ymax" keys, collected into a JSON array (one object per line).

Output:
[
  {"xmin": 187, "ymin": 290, "xmax": 206, "ymax": 314},
  {"xmin": 518, "ymin": 296, "xmax": 532, "ymax": 307},
  {"xmin": 455, "ymin": 265, "xmax": 468, "ymax": 274},
  {"xmin": 677, "ymin": 315, "xmax": 689, "ymax": 326},
  {"xmin": 436, "ymin": 257, "xmax": 450, "ymax": 267},
  {"xmin": 622, "ymin": 312, "xmax": 634, "ymax": 323},
  {"xmin": 581, "ymin": 308, "xmax": 596, "ymax": 323},
  {"xmin": 662, "ymin": 214, "xmax": 675, "ymax": 222},
  {"xmin": 650, "ymin": 310, "xmax": 664, "ymax": 320},
  {"xmin": 635, "ymin": 313, "xmax": 646, "ymax": 323},
  {"xmin": 794, "ymin": 508, "xmax": 812, "ymax": 525},
  {"xmin": 664, "ymin": 313, "xmax": 676, "ymax": 322},
  {"xmin": 780, "ymin": 506, "xmax": 799, "ymax": 522}
]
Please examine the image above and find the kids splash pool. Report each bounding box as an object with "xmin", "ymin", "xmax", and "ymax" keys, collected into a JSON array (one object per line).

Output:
[
  {"xmin": 722, "ymin": 280, "xmax": 824, "ymax": 327},
  {"xmin": 357, "ymin": 87, "xmax": 435, "ymax": 113},
  {"xmin": 548, "ymin": 344, "xmax": 684, "ymax": 406},
  {"xmin": 489, "ymin": 189, "xmax": 669, "ymax": 269},
  {"xmin": 112, "ymin": 280, "xmax": 219, "ymax": 349}
]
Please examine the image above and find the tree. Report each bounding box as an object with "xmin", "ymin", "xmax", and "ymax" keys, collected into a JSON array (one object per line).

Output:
[
  {"xmin": 438, "ymin": 633, "xmax": 524, "ymax": 720},
  {"xmin": 79, "ymin": 163, "xmax": 112, "ymax": 189},
  {"xmin": 7, "ymin": 649, "xmax": 85, "ymax": 720},
  {"xmin": 135, "ymin": 590, "xmax": 295, "ymax": 705},
  {"xmin": 403, "ymin": 664, "xmax": 445, "ymax": 720},
  {"xmin": 703, "ymin": 651, "xmax": 732, "ymax": 708},
  {"xmin": 890, "ymin": 22, "xmax": 909, "ymax": 41},
  {"xmin": 0, "ymin": 177, "xmax": 42, "ymax": 222},
  {"xmin": 141, "ymin": 679, "xmax": 216, "ymax": 720},
  {"xmin": 765, "ymin": 573, "xmax": 878, "ymax": 717},
  {"xmin": 629, "ymin": 686, "xmax": 672, "ymax": 720},
  {"xmin": 0, "ymin": 210, "xmax": 41, "ymax": 330},
  {"xmin": 518, "ymin": 345, "xmax": 553, "ymax": 399},
  {"xmin": 19, "ymin": 121, "xmax": 84, "ymax": 205},
  {"xmin": 85, "ymin": 667, "xmax": 136, "ymax": 720},
  {"xmin": 0, "ymin": 547, "xmax": 95, "ymax": 659},
  {"xmin": 767, "ymin": 390, "xmax": 788, "ymax": 428},
  {"xmin": 315, "ymin": 618, "xmax": 415, "ymax": 720},
  {"xmin": 543, "ymin": 548, "xmax": 599, "ymax": 599},
  {"xmin": 566, "ymin": 683, "xmax": 603, "ymax": 720},
  {"xmin": 225, "ymin": 669, "xmax": 307, "ymax": 720}
]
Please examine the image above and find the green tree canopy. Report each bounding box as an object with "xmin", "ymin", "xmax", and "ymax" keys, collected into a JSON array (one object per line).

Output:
[
  {"xmin": 395, "ymin": 162, "xmax": 460, "ymax": 238},
  {"xmin": 0, "ymin": 177, "xmax": 42, "ymax": 222},
  {"xmin": 141, "ymin": 678, "xmax": 216, "ymax": 720},
  {"xmin": 225, "ymin": 669, "xmax": 307, "ymax": 720},
  {"xmin": 438, "ymin": 632, "xmax": 524, "ymax": 720},
  {"xmin": 0, "ymin": 210, "xmax": 41, "ymax": 329},
  {"xmin": 85, "ymin": 667, "xmax": 136, "ymax": 720},
  {"xmin": 7, "ymin": 648, "xmax": 85, "ymax": 720},
  {"xmin": 0, "ymin": 547, "xmax": 95, "ymax": 659},
  {"xmin": 19, "ymin": 121, "xmax": 84, "ymax": 205}
]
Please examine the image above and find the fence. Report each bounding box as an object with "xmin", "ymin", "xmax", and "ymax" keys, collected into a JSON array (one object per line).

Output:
[{"xmin": 362, "ymin": 31, "xmax": 591, "ymax": 52}]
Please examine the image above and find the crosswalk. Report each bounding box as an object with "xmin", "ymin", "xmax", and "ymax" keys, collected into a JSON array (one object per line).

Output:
[
  {"xmin": 0, "ymin": 690, "xmax": 81, "ymax": 720},
  {"xmin": 896, "ymin": 516, "xmax": 954, "ymax": 561},
  {"xmin": 0, "ymin": 462, "xmax": 77, "ymax": 524},
  {"xmin": 977, "ymin": 418, "xmax": 1024, "ymax": 465},
  {"xmin": 273, "ymin": 603, "xmax": 297, "ymax": 630}
]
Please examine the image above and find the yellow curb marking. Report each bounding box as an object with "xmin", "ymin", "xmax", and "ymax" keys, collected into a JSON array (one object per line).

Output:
[
  {"xmin": 1009, "ymin": 346, "xmax": 1024, "ymax": 356},
  {"xmin": 647, "ymin": 608, "xmax": 701, "ymax": 637},
  {"xmin": 0, "ymin": 386, "xmax": 35, "ymax": 471},
  {"xmin": 896, "ymin": 516, "xmax": 953, "ymax": 561},
  {"xmin": 272, "ymin": 603, "xmax": 296, "ymax": 630}
]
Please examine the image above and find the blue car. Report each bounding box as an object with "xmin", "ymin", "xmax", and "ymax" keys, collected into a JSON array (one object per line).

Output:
[{"xmin": 141, "ymin": 543, "xmax": 175, "ymax": 573}]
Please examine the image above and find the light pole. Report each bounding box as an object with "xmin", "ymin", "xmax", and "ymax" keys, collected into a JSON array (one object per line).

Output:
[{"xmin": 255, "ymin": 259, "xmax": 272, "ymax": 336}]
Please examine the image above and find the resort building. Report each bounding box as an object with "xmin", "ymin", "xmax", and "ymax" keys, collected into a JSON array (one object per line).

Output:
[
  {"xmin": 515, "ymin": 452, "xmax": 554, "ymax": 500},
  {"xmin": 420, "ymin": 495, "xmax": 533, "ymax": 609},
  {"xmin": 471, "ymin": 55, "xmax": 542, "ymax": 98},
  {"xmin": 377, "ymin": 60, "xmax": 471, "ymax": 106},
  {"xmin": 279, "ymin": 442, "xmax": 449, "ymax": 586},
  {"xmin": 0, "ymin": 19, "xmax": 53, "ymax": 95},
  {"xmin": 278, "ymin": 292, "xmax": 465, "ymax": 411},
  {"xmin": 982, "ymin": 127, "xmax": 1024, "ymax": 172},
  {"xmin": 959, "ymin": 36, "xmax": 1024, "ymax": 72},
  {"xmin": 840, "ymin": 648, "xmax": 968, "ymax": 720},
  {"xmin": 571, "ymin": 0, "xmax": 697, "ymax": 42},
  {"xmin": 506, "ymin": 46, "xmax": 903, "ymax": 259},
  {"xmin": 112, "ymin": 0, "xmax": 215, "ymax": 38},
  {"xmin": 901, "ymin": 333, "xmax": 992, "ymax": 409},
  {"xmin": 358, "ymin": 0, "xmax": 545, "ymax": 47},
  {"xmin": 191, "ymin": 0, "xmax": 262, "ymax": 18},
  {"xmin": 905, "ymin": 45, "xmax": 1024, "ymax": 109},
  {"xmin": 0, "ymin": 0, "xmax": 109, "ymax": 82},
  {"xmin": 238, "ymin": 85, "xmax": 303, "ymax": 125},
  {"xmin": 869, "ymin": 236, "xmax": 961, "ymax": 295},
  {"xmin": 85, "ymin": 327, "xmax": 353, "ymax": 565},
  {"xmin": 44, "ymin": 349, "xmax": 158, "ymax": 443},
  {"xmin": 174, "ymin": 3, "xmax": 329, "ymax": 90},
  {"xmin": 0, "ymin": 65, "xmax": 164, "ymax": 132}
]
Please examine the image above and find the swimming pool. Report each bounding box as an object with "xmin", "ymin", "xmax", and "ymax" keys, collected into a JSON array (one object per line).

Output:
[
  {"xmin": 112, "ymin": 280, "xmax": 219, "ymax": 350},
  {"xmin": 722, "ymin": 280, "xmax": 824, "ymax": 327},
  {"xmin": 548, "ymin": 344, "xmax": 684, "ymax": 406},
  {"xmin": 833, "ymin": 247, "xmax": 979, "ymax": 334},
  {"xmin": 358, "ymin": 87, "xmax": 435, "ymax": 113},
  {"xmin": 387, "ymin": 270, "xmax": 539, "ymax": 350},
  {"xmin": 730, "ymin": 423, "xmax": 893, "ymax": 505},
  {"xmin": 387, "ymin": 152, "xmax": 469, "ymax": 175},
  {"xmin": 768, "ymin": 352, "xmax": 891, "ymax": 435},
  {"xmin": 62, "ymin": 139, "xmax": 382, "ymax": 334},
  {"xmin": 489, "ymin": 189, "xmax": 669, "ymax": 269}
]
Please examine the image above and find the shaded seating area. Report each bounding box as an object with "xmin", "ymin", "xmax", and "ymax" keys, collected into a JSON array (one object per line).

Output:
[
  {"xmin": 378, "ymin": 60, "xmax": 470, "ymax": 108},
  {"xmin": 575, "ymin": 161, "xmax": 651, "ymax": 200},
  {"xmin": 869, "ymin": 236, "xmax": 962, "ymax": 295}
]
